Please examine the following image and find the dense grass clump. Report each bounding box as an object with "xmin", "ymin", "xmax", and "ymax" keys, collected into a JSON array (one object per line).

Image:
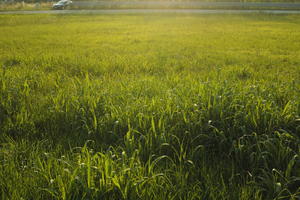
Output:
[{"xmin": 0, "ymin": 14, "xmax": 300, "ymax": 199}]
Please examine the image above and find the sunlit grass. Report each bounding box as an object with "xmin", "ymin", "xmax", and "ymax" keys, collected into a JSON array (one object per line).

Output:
[{"xmin": 0, "ymin": 14, "xmax": 300, "ymax": 199}]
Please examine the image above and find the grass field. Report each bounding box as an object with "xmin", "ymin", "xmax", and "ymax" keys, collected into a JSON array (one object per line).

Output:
[
  {"xmin": 1, "ymin": 1, "xmax": 300, "ymax": 11},
  {"xmin": 0, "ymin": 13, "xmax": 300, "ymax": 199}
]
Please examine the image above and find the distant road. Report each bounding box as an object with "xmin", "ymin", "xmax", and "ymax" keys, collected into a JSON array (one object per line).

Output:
[{"xmin": 1, "ymin": 9, "xmax": 300, "ymax": 15}]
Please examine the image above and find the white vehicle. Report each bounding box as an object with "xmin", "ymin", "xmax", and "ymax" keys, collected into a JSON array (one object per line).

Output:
[{"xmin": 52, "ymin": 0, "xmax": 73, "ymax": 9}]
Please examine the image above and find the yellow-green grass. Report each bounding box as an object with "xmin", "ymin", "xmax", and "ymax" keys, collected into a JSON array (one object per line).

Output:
[{"xmin": 0, "ymin": 14, "xmax": 300, "ymax": 199}]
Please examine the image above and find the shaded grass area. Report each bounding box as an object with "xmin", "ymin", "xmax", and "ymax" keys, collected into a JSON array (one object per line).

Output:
[{"xmin": 0, "ymin": 14, "xmax": 300, "ymax": 199}]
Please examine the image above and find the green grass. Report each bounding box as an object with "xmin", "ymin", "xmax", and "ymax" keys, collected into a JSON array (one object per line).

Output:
[
  {"xmin": 0, "ymin": 13, "xmax": 300, "ymax": 199},
  {"xmin": 1, "ymin": 1, "xmax": 300, "ymax": 11}
]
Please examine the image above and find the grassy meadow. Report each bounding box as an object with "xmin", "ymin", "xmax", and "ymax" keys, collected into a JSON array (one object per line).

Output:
[{"xmin": 0, "ymin": 13, "xmax": 300, "ymax": 199}]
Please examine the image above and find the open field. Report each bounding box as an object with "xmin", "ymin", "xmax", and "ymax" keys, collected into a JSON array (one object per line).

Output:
[
  {"xmin": 0, "ymin": 13, "xmax": 300, "ymax": 199},
  {"xmin": 2, "ymin": 1, "xmax": 300, "ymax": 11},
  {"xmin": 2, "ymin": 9, "xmax": 300, "ymax": 14}
]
